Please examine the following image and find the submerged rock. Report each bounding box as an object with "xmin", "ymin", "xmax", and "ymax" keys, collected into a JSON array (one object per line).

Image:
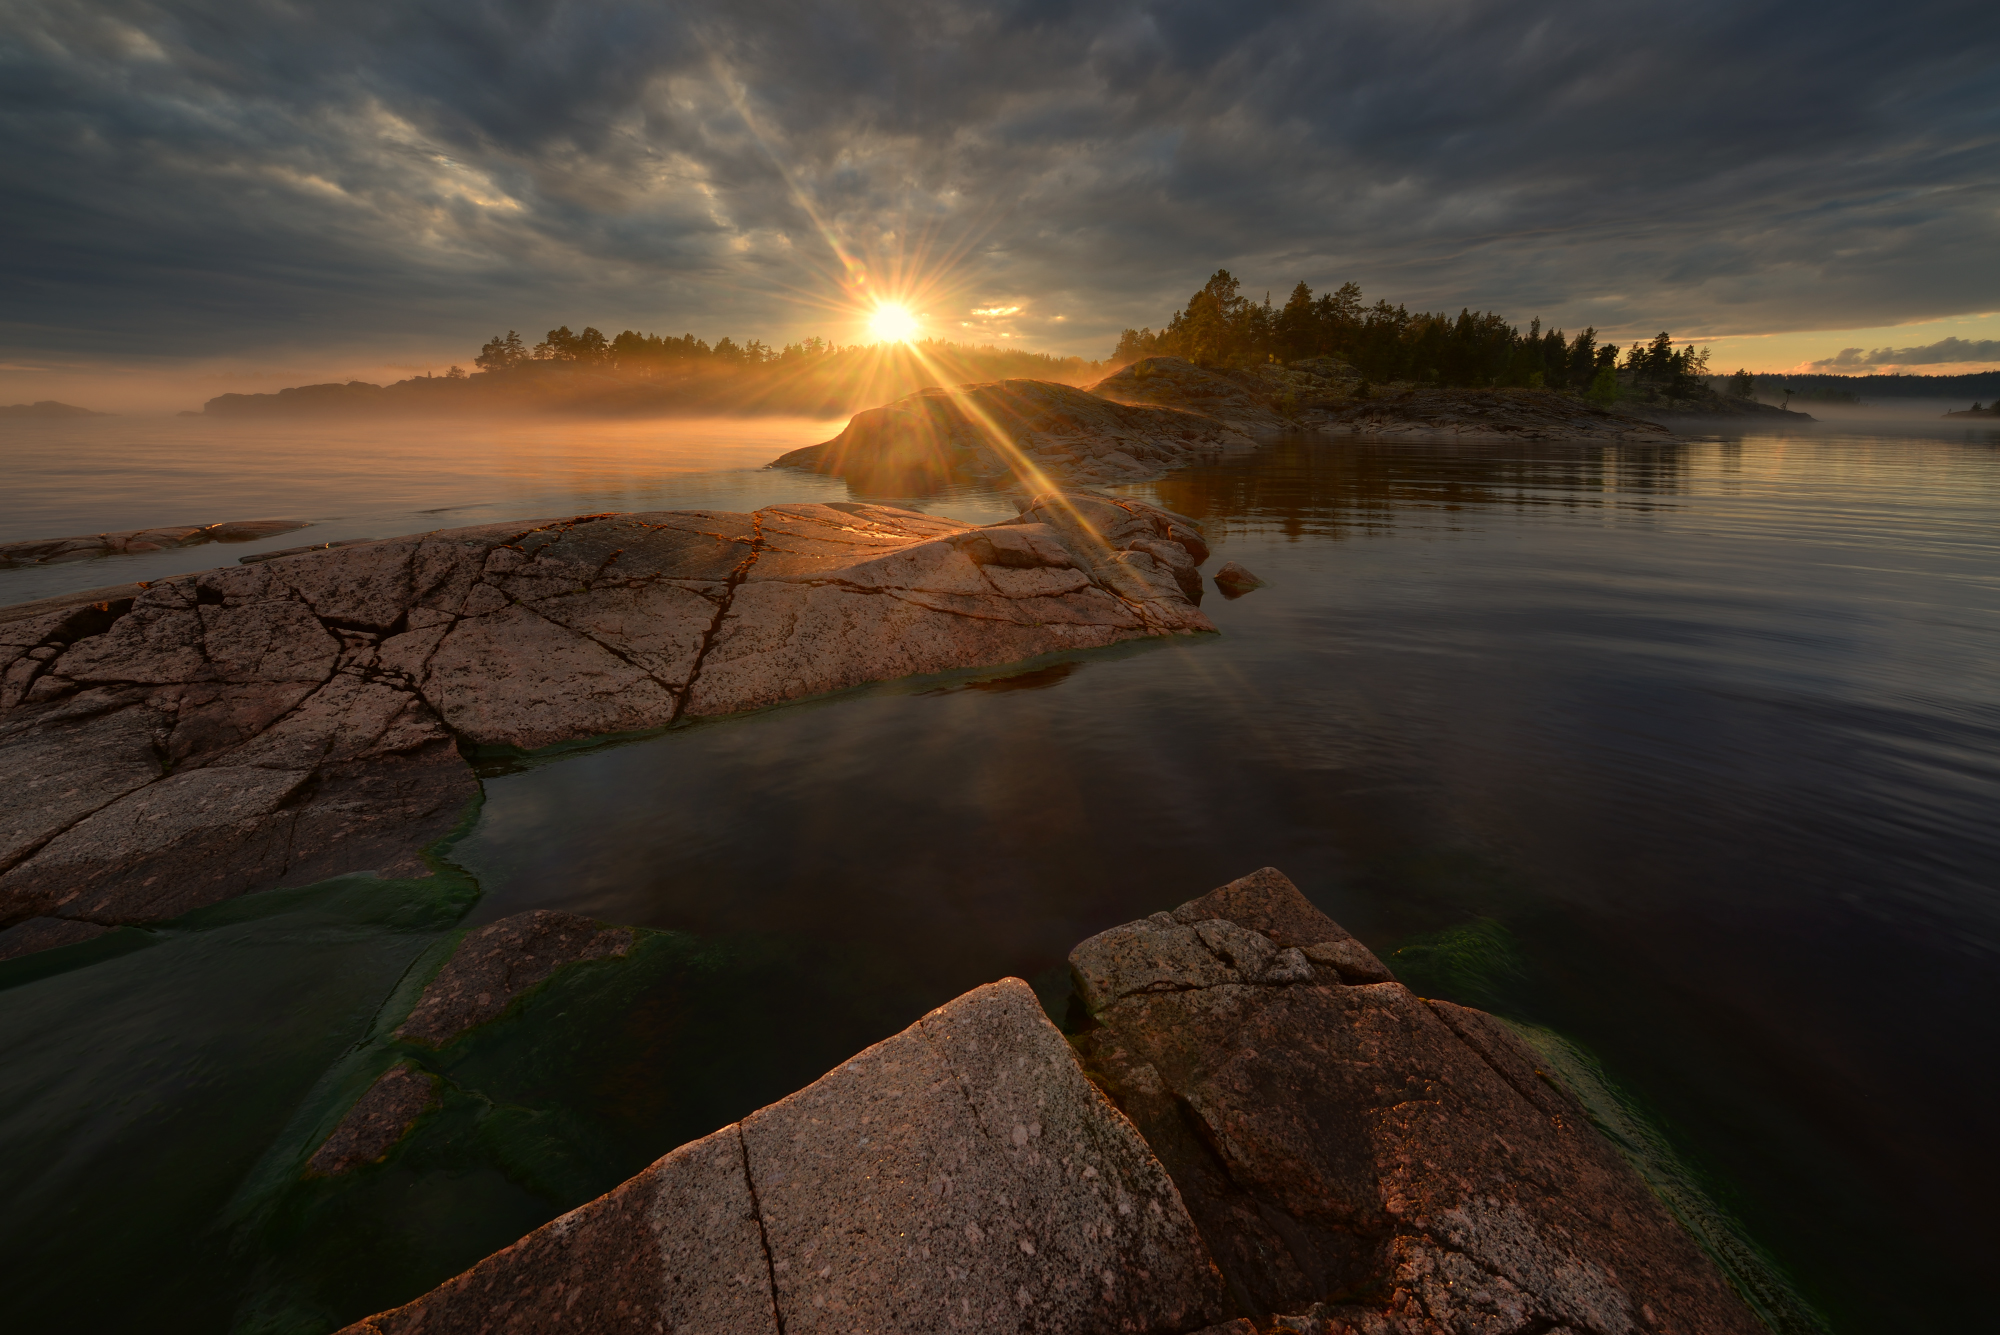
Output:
[
  {"xmin": 1212, "ymin": 562, "xmax": 1265, "ymax": 597},
  {"xmin": 0, "ymin": 502, "xmax": 1213, "ymax": 943},
  {"xmin": 0, "ymin": 915, "xmax": 111, "ymax": 962},
  {"xmin": 1069, "ymin": 868, "xmax": 1762, "ymax": 1334},
  {"xmin": 338, "ymin": 979, "xmax": 1228, "ymax": 1335},
  {"xmin": 307, "ymin": 1064, "xmax": 442, "ymax": 1177},
  {"xmin": 397, "ymin": 910, "xmax": 634, "ymax": 1048},
  {"xmin": 0, "ymin": 518, "xmax": 311, "ymax": 568}
]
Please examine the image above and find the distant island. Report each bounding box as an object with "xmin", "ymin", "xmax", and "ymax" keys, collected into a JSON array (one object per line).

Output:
[
  {"xmin": 1943, "ymin": 402, "xmax": 1998, "ymax": 418},
  {"xmin": 0, "ymin": 400, "xmax": 102, "ymax": 419},
  {"xmin": 201, "ymin": 338, "xmax": 1107, "ymax": 419},
  {"xmin": 196, "ymin": 272, "xmax": 1997, "ymax": 419}
]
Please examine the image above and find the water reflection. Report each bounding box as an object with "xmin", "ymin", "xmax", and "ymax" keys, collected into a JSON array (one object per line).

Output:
[
  {"xmin": 1135, "ymin": 434, "xmax": 1696, "ymax": 541},
  {"xmin": 448, "ymin": 429, "xmax": 1997, "ymax": 1333},
  {"xmin": 3, "ymin": 426, "xmax": 1996, "ymax": 1333}
]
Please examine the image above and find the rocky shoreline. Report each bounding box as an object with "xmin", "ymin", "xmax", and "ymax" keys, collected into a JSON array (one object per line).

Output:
[
  {"xmin": 0, "ymin": 517, "xmax": 312, "ymax": 569},
  {"xmin": 772, "ymin": 357, "xmax": 1693, "ymax": 490},
  {"xmin": 0, "ymin": 495, "xmax": 1213, "ymax": 948},
  {"xmin": 327, "ymin": 868, "xmax": 1764, "ymax": 1335}
]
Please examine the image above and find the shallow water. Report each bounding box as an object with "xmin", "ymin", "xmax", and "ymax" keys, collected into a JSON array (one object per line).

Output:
[{"xmin": 3, "ymin": 418, "xmax": 1997, "ymax": 1333}]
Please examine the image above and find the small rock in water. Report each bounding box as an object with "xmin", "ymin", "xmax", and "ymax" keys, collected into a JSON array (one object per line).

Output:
[
  {"xmin": 1212, "ymin": 561, "xmax": 1266, "ymax": 596},
  {"xmin": 396, "ymin": 909, "xmax": 635, "ymax": 1048},
  {"xmin": 307, "ymin": 1064, "xmax": 440, "ymax": 1177}
]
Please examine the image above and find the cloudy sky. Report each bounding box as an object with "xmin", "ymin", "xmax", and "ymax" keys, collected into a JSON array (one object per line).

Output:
[{"xmin": 4, "ymin": 0, "xmax": 1997, "ymax": 400}]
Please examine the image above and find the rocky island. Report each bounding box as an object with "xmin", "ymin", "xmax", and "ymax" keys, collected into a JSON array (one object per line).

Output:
[{"xmin": 771, "ymin": 356, "xmax": 1693, "ymax": 491}]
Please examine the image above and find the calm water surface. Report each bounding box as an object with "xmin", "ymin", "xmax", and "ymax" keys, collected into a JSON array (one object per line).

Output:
[{"xmin": 2, "ymin": 417, "xmax": 1996, "ymax": 1333}]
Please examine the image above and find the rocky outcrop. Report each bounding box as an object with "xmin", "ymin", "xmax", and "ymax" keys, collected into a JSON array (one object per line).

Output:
[
  {"xmin": 1642, "ymin": 395, "xmax": 1812, "ymax": 422},
  {"xmin": 337, "ymin": 979, "xmax": 1230, "ymax": 1335},
  {"xmin": 330, "ymin": 871, "xmax": 1761, "ymax": 1335},
  {"xmin": 772, "ymin": 378, "xmax": 1258, "ymax": 488},
  {"xmin": 773, "ymin": 361, "xmax": 1684, "ymax": 492},
  {"xmin": 0, "ymin": 518, "xmax": 311, "ymax": 568},
  {"xmin": 1213, "ymin": 562, "xmax": 1265, "ymax": 597},
  {"xmin": 396, "ymin": 910, "xmax": 635, "ymax": 1048},
  {"xmin": 1312, "ymin": 387, "xmax": 1677, "ymax": 442},
  {"xmin": 307, "ymin": 1065, "xmax": 442, "ymax": 1177},
  {"xmin": 1069, "ymin": 868, "xmax": 1762, "ymax": 1335},
  {"xmin": 0, "ymin": 501, "xmax": 1212, "ymax": 939}
]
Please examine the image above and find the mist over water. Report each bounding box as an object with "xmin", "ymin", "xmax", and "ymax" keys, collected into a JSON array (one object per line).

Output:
[
  {"xmin": 2, "ymin": 416, "xmax": 1997, "ymax": 1332},
  {"xmin": 0, "ymin": 414, "xmax": 1009, "ymax": 604}
]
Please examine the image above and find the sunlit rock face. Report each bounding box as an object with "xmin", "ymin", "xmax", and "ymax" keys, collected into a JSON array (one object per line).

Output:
[
  {"xmin": 1069, "ymin": 868, "xmax": 1765, "ymax": 1335},
  {"xmin": 324, "ymin": 869, "xmax": 1761, "ymax": 1334},
  {"xmin": 771, "ymin": 377, "xmax": 1257, "ymax": 489},
  {"xmin": 776, "ymin": 364, "xmax": 1681, "ymax": 493},
  {"xmin": 0, "ymin": 501, "xmax": 1213, "ymax": 937},
  {"xmin": 335, "ymin": 979, "xmax": 1231, "ymax": 1335}
]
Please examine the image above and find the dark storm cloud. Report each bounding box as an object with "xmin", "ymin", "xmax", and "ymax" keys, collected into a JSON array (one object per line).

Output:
[{"xmin": 2, "ymin": 0, "xmax": 1996, "ymax": 361}]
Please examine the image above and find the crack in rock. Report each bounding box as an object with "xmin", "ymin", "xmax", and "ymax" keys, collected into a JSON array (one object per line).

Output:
[{"xmin": 0, "ymin": 499, "xmax": 1212, "ymax": 938}]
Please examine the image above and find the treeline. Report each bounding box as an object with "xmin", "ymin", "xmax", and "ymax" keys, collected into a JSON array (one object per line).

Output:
[
  {"xmin": 471, "ymin": 325, "xmax": 842, "ymax": 372},
  {"xmin": 1114, "ymin": 270, "xmax": 1713, "ymax": 400},
  {"xmin": 1731, "ymin": 370, "xmax": 2000, "ymax": 402},
  {"xmin": 203, "ymin": 332, "xmax": 1108, "ymax": 418},
  {"xmin": 467, "ymin": 325, "xmax": 1104, "ymax": 383}
]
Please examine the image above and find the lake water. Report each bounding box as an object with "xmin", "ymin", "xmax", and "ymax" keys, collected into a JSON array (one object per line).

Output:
[{"xmin": 2, "ymin": 413, "xmax": 1996, "ymax": 1334}]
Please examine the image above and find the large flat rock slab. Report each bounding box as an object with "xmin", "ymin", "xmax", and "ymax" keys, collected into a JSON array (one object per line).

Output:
[
  {"xmin": 0, "ymin": 502, "xmax": 1213, "ymax": 939},
  {"xmin": 1068, "ymin": 868, "xmax": 1764, "ymax": 1335},
  {"xmin": 338, "ymin": 978, "xmax": 1228, "ymax": 1335}
]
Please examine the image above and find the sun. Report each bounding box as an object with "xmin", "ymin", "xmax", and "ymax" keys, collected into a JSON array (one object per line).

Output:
[{"xmin": 867, "ymin": 302, "xmax": 921, "ymax": 343}]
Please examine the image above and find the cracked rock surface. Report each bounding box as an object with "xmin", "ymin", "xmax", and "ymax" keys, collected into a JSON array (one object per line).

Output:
[
  {"xmin": 337, "ymin": 979, "xmax": 1229, "ymax": 1335},
  {"xmin": 0, "ymin": 500, "xmax": 1212, "ymax": 938},
  {"xmin": 1068, "ymin": 868, "xmax": 1762, "ymax": 1335}
]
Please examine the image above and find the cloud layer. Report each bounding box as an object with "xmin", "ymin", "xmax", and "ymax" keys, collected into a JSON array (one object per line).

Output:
[
  {"xmin": 3, "ymin": 0, "xmax": 1996, "ymax": 364},
  {"xmin": 1808, "ymin": 337, "xmax": 2000, "ymax": 372}
]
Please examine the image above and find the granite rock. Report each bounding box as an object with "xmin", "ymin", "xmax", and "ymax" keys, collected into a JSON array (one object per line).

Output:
[
  {"xmin": 0, "ymin": 915, "xmax": 111, "ymax": 962},
  {"xmin": 340, "ymin": 1122, "xmax": 775, "ymax": 1335},
  {"xmin": 771, "ymin": 378, "xmax": 1257, "ymax": 488},
  {"xmin": 339, "ymin": 979, "xmax": 1229, "ymax": 1335},
  {"xmin": 307, "ymin": 1064, "xmax": 442, "ymax": 1177},
  {"xmin": 0, "ymin": 518, "xmax": 311, "ymax": 568},
  {"xmin": 397, "ymin": 910, "xmax": 635, "ymax": 1048},
  {"xmin": 1068, "ymin": 868, "xmax": 1764, "ymax": 1335},
  {"xmin": 1213, "ymin": 562, "xmax": 1266, "ymax": 597},
  {"xmin": 0, "ymin": 503, "xmax": 1213, "ymax": 940}
]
